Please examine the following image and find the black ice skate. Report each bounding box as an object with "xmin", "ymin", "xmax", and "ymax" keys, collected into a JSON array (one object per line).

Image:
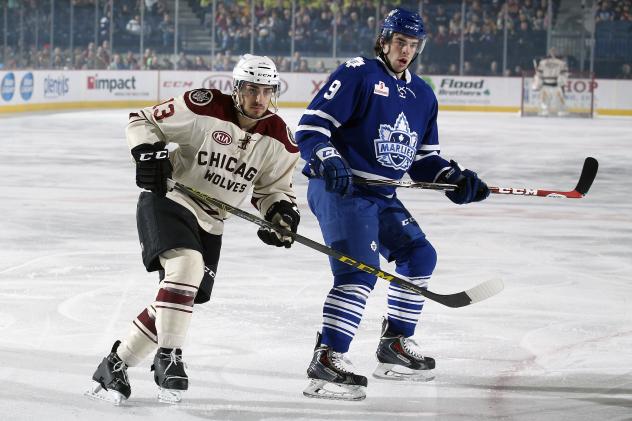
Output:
[
  {"xmin": 151, "ymin": 347, "xmax": 188, "ymax": 404},
  {"xmin": 373, "ymin": 318, "xmax": 436, "ymax": 382},
  {"xmin": 85, "ymin": 340, "xmax": 131, "ymax": 405},
  {"xmin": 303, "ymin": 332, "xmax": 367, "ymax": 401}
]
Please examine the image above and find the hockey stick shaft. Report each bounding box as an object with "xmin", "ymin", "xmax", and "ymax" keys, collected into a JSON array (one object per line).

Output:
[
  {"xmin": 168, "ymin": 179, "xmax": 502, "ymax": 308},
  {"xmin": 355, "ymin": 157, "xmax": 598, "ymax": 199}
]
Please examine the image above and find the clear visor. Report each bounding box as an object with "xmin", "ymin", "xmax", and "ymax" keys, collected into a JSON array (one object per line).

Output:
[
  {"xmin": 239, "ymin": 83, "xmax": 278, "ymax": 99},
  {"xmin": 389, "ymin": 35, "xmax": 427, "ymax": 55},
  {"xmin": 383, "ymin": 30, "xmax": 428, "ymax": 56}
]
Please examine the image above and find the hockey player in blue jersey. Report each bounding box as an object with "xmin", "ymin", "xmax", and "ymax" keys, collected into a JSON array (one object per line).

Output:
[{"xmin": 297, "ymin": 8, "xmax": 490, "ymax": 401}]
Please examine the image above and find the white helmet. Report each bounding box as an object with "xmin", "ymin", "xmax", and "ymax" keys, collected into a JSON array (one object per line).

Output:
[
  {"xmin": 232, "ymin": 54, "xmax": 280, "ymax": 87},
  {"xmin": 232, "ymin": 54, "xmax": 280, "ymax": 120}
]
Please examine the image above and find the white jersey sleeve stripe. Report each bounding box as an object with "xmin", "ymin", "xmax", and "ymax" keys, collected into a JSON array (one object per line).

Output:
[
  {"xmin": 302, "ymin": 109, "xmax": 342, "ymax": 128},
  {"xmin": 419, "ymin": 144, "xmax": 440, "ymax": 151},
  {"xmin": 296, "ymin": 124, "xmax": 332, "ymax": 137},
  {"xmin": 414, "ymin": 151, "xmax": 439, "ymax": 161}
]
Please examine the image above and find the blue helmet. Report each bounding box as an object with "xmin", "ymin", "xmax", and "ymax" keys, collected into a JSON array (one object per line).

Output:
[{"xmin": 381, "ymin": 8, "xmax": 427, "ymax": 41}]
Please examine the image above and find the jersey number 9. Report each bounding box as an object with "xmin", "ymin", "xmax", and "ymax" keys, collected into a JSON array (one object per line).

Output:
[{"xmin": 323, "ymin": 80, "xmax": 341, "ymax": 100}]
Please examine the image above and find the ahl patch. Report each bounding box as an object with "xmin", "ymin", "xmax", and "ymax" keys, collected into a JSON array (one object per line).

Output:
[
  {"xmin": 374, "ymin": 113, "xmax": 418, "ymax": 170},
  {"xmin": 373, "ymin": 81, "xmax": 389, "ymax": 97},
  {"xmin": 188, "ymin": 89, "xmax": 213, "ymax": 106}
]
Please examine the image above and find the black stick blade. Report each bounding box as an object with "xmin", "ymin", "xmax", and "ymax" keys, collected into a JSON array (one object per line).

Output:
[{"xmin": 574, "ymin": 157, "xmax": 599, "ymax": 196}]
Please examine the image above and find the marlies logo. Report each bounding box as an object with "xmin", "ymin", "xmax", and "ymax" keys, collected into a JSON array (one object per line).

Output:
[
  {"xmin": 373, "ymin": 81, "xmax": 389, "ymax": 97},
  {"xmin": 374, "ymin": 113, "xmax": 418, "ymax": 171},
  {"xmin": 212, "ymin": 130, "xmax": 232, "ymax": 145}
]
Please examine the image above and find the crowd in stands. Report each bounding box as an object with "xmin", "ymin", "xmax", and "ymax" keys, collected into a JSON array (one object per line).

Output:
[
  {"xmin": 187, "ymin": 0, "xmax": 556, "ymax": 75},
  {"xmin": 0, "ymin": 0, "xmax": 631, "ymax": 78},
  {"xmin": 595, "ymin": 0, "xmax": 632, "ymax": 22}
]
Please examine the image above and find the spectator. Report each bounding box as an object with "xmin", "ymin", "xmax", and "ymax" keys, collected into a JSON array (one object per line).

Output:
[
  {"xmin": 96, "ymin": 46, "xmax": 110, "ymax": 70},
  {"xmin": 297, "ymin": 58, "xmax": 310, "ymax": 72},
  {"xmin": 213, "ymin": 53, "xmax": 233, "ymax": 71},
  {"xmin": 433, "ymin": 5, "xmax": 449, "ymax": 29},
  {"xmin": 290, "ymin": 51, "xmax": 303, "ymax": 71},
  {"xmin": 463, "ymin": 60, "xmax": 474, "ymax": 75},
  {"xmin": 108, "ymin": 54, "xmax": 127, "ymax": 70},
  {"xmin": 192, "ymin": 55, "xmax": 210, "ymax": 71},
  {"xmin": 176, "ymin": 52, "xmax": 192, "ymax": 70},
  {"xmin": 125, "ymin": 51, "xmax": 140, "ymax": 70},
  {"xmin": 358, "ymin": 16, "xmax": 377, "ymax": 56},
  {"xmin": 145, "ymin": 0, "xmax": 159, "ymax": 14},
  {"xmin": 618, "ymin": 63, "xmax": 632, "ymax": 79},
  {"xmin": 126, "ymin": 15, "xmax": 142, "ymax": 36},
  {"xmin": 159, "ymin": 13, "xmax": 175, "ymax": 49},
  {"xmin": 489, "ymin": 60, "xmax": 500, "ymax": 76},
  {"xmin": 161, "ymin": 56, "xmax": 174, "ymax": 70},
  {"xmin": 596, "ymin": 1, "xmax": 615, "ymax": 22},
  {"xmin": 277, "ymin": 56, "xmax": 291, "ymax": 72},
  {"xmin": 314, "ymin": 59, "xmax": 327, "ymax": 73}
]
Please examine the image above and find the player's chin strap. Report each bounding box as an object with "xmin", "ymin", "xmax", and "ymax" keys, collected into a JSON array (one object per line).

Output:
[{"xmin": 379, "ymin": 50, "xmax": 419, "ymax": 77}]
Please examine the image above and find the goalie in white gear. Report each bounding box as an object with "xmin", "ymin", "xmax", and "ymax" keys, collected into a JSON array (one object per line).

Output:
[
  {"xmin": 532, "ymin": 47, "xmax": 569, "ymax": 116},
  {"xmin": 86, "ymin": 55, "xmax": 300, "ymax": 405}
]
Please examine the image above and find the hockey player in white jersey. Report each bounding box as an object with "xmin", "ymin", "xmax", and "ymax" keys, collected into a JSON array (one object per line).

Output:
[
  {"xmin": 532, "ymin": 47, "xmax": 569, "ymax": 116},
  {"xmin": 86, "ymin": 55, "xmax": 300, "ymax": 405}
]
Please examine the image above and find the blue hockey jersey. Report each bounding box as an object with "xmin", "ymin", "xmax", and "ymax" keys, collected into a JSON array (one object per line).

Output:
[{"xmin": 296, "ymin": 57, "xmax": 451, "ymax": 194}]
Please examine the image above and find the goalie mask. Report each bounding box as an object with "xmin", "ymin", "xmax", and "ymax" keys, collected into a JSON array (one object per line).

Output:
[
  {"xmin": 377, "ymin": 8, "xmax": 427, "ymax": 72},
  {"xmin": 232, "ymin": 54, "xmax": 280, "ymax": 120}
]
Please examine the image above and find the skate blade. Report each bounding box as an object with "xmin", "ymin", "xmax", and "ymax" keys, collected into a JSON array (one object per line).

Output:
[
  {"xmin": 302, "ymin": 379, "xmax": 366, "ymax": 401},
  {"xmin": 84, "ymin": 381, "xmax": 127, "ymax": 406},
  {"xmin": 372, "ymin": 363, "xmax": 435, "ymax": 382},
  {"xmin": 157, "ymin": 387, "xmax": 184, "ymax": 404}
]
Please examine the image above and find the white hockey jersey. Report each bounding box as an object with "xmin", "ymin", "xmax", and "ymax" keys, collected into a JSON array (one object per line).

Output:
[
  {"xmin": 536, "ymin": 57, "xmax": 568, "ymax": 87},
  {"xmin": 126, "ymin": 89, "xmax": 299, "ymax": 235}
]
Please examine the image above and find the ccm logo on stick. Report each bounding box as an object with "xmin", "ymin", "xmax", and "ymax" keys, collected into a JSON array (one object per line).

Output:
[{"xmin": 497, "ymin": 187, "xmax": 537, "ymax": 195}]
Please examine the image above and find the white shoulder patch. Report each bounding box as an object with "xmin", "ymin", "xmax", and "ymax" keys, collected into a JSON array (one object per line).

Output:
[{"xmin": 345, "ymin": 57, "xmax": 365, "ymax": 68}]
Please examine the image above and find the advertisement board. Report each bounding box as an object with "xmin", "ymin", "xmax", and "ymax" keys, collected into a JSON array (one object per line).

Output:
[{"xmin": 1, "ymin": 70, "xmax": 630, "ymax": 115}]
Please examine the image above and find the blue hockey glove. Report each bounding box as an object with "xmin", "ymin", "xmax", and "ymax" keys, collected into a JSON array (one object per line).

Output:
[
  {"xmin": 131, "ymin": 142, "xmax": 172, "ymax": 197},
  {"xmin": 257, "ymin": 201, "xmax": 300, "ymax": 248},
  {"xmin": 309, "ymin": 143, "xmax": 352, "ymax": 195},
  {"xmin": 440, "ymin": 160, "xmax": 490, "ymax": 205}
]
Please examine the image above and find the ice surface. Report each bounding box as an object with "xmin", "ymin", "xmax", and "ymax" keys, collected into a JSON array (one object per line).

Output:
[{"xmin": 0, "ymin": 108, "xmax": 630, "ymax": 420}]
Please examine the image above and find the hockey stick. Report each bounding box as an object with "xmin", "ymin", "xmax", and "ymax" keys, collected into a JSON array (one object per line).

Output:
[
  {"xmin": 355, "ymin": 157, "xmax": 598, "ymax": 199},
  {"xmin": 167, "ymin": 179, "xmax": 503, "ymax": 308}
]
